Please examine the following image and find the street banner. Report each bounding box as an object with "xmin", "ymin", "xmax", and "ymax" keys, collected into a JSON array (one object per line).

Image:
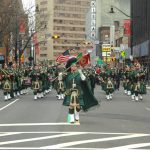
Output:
[
  {"xmin": 32, "ymin": 33, "xmax": 40, "ymax": 55},
  {"xmin": 124, "ymin": 19, "xmax": 131, "ymax": 36},
  {"xmin": 19, "ymin": 17, "xmax": 26, "ymax": 34}
]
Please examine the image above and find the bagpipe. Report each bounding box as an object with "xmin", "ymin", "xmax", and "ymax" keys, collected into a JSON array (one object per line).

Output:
[{"xmin": 0, "ymin": 69, "xmax": 13, "ymax": 91}]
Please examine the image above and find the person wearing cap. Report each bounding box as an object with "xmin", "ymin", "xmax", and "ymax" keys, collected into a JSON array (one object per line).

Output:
[{"xmin": 63, "ymin": 58, "xmax": 99, "ymax": 125}]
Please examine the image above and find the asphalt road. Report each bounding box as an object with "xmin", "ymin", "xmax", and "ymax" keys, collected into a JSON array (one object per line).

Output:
[{"xmin": 0, "ymin": 86, "xmax": 150, "ymax": 150}]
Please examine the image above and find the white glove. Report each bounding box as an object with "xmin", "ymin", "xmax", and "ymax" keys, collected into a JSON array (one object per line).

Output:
[
  {"xmin": 59, "ymin": 72, "xmax": 62, "ymax": 76},
  {"xmin": 78, "ymin": 69, "xmax": 86, "ymax": 81},
  {"xmin": 78, "ymin": 69, "xmax": 82, "ymax": 74}
]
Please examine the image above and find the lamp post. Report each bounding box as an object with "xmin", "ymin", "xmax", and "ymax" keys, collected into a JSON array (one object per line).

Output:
[{"xmin": 109, "ymin": 5, "xmax": 133, "ymax": 61}]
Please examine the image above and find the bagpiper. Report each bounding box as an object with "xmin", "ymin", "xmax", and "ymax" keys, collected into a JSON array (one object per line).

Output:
[
  {"xmin": 53, "ymin": 63, "xmax": 66, "ymax": 100},
  {"xmin": 63, "ymin": 58, "xmax": 99, "ymax": 125},
  {"xmin": 131, "ymin": 63, "xmax": 147, "ymax": 101},
  {"xmin": 1, "ymin": 64, "xmax": 12, "ymax": 100}
]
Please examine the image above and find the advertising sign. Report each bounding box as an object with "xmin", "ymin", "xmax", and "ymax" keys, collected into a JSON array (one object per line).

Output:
[{"xmin": 102, "ymin": 44, "xmax": 111, "ymax": 52}]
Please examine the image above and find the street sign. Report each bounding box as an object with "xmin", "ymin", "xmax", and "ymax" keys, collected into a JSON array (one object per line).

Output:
[
  {"xmin": 102, "ymin": 56, "xmax": 112, "ymax": 62},
  {"xmin": 121, "ymin": 51, "xmax": 126, "ymax": 58},
  {"xmin": 95, "ymin": 40, "xmax": 99, "ymax": 44},
  {"xmin": 102, "ymin": 52, "xmax": 111, "ymax": 57},
  {"xmin": 114, "ymin": 47, "xmax": 121, "ymax": 52},
  {"xmin": 102, "ymin": 44, "xmax": 111, "ymax": 52}
]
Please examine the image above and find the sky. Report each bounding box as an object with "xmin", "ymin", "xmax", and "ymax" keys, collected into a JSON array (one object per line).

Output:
[
  {"xmin": 22, "ymin": 0, "xmax": 35, "ymax": 30},
  {"xmin": 22, "ymin": 0, "xmax": 35, "ymax": 10}
]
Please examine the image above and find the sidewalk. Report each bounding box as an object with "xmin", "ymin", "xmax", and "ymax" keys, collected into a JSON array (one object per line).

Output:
[{"xmin": 146, "ymin": 85, "xmax": 150, "ymax": 90}]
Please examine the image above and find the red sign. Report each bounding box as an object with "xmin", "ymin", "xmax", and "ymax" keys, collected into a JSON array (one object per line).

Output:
[
  {"xmin": 124, "ymin": 19, "xmax": 131, "ymax": 36},
  {"xmin": 19, "ymin": 17, "xmax": 26, "ymax": 34},
  {"xmin": 32, "ymin": 33, "xmax": 40, "ymax": 55}
]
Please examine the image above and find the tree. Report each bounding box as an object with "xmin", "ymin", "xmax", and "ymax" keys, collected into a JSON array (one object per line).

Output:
[{"xmin": 0, "ymin": 0, "xmax": 48, "ymax": 65}]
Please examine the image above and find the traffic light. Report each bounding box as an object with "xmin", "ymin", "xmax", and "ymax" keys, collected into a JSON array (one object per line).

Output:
[
  {"xmin": 111, "ymin": 45, "xmax": 114, "ymax": 52},
  {"xmin": 52, "ymin": 35, "xmax": 60, "ymax": 39}
]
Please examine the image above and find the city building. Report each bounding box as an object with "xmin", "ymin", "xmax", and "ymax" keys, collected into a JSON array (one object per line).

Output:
[
  {"xmin": 95, "ymin": 0, "xmax": 130, "ymax": 64},
  {"xmin": 131, "ymin": 0, "xmax": 150, "ymax": 73},
  {"xmin": 35, "ymin": 0, "xmax": 91, "ymax": 62}
]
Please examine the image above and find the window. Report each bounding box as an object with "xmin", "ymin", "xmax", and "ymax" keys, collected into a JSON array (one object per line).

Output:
[
  {"xmin": 40, "ymin": 54, "xmax": 47, "ymax": 57},
  {"xmin": 40, "ymin": 1, "xmax": 48, "ymax": 5},
  {"xmin": 41, "ymin": 46, "xmax": 47, "ymax": 51}
]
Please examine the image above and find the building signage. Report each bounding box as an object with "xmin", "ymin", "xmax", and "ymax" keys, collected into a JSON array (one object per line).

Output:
[
  {"xmin": 102, "ymin": 44, "xmax": 111, "ymax": 52},
  {"xmin": 0, "ymin": 55, "xmax": 4, "ymax": 61},
  {"xmin": 91, "ymin": 0, "xmax": 96, "ymax": 39}
]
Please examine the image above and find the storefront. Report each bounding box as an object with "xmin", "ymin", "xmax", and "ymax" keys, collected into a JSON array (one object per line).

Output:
[{"xmin": 0, "ymin": 55, "xmax": 5, "ymax": 68}]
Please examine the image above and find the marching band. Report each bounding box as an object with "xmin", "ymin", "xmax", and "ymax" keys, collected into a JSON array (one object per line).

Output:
[{"xmin": 0, "ymin": 59, "xmax": 148, "ymax": 125}]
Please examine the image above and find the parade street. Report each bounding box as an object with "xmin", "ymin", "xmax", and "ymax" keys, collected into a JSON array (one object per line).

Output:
[{"xmin": 0, "ymin": 87, "xmax": 150, "ymax": 150}]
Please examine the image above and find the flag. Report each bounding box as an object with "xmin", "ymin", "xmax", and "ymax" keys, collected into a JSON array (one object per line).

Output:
[
  {"xmin": 79, "ymin": 53, "xmax": 90, "ymax": 67},
  {"xmin": 62, "ymin": 49, "xmax": 70, "ymax": 55},
  {"xmin": 56, "ymin": 55, "xmax": 70, "ymax": 62},
  {"xmin": 76, "ymin": 53, "xmax": 83, "ymax": 60},
  {"xmin": 56, "ymin": 49, "xmax": 70, "ymax": 62},
  {"xmin": 97, "ymin": 58, "xmax": 104, "ymax": 65}
]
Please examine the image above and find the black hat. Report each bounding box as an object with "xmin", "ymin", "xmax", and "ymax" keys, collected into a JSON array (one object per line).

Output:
[{"xmin": 65, "ymin": 57, "xmax": 77, "ymax": 72}]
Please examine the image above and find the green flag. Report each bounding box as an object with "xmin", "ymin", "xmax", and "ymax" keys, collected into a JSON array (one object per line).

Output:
[
  {"xmin": 97, "ymin": 58, "xmax": 104, "ymax": 65},
  {"xmin": 76, "ymin": 53, "xmax": 83, "ymax": 60}
]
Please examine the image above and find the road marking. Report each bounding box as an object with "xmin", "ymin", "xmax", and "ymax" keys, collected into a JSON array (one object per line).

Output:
[
  {"xmin": 0, "ymin": 132, "xmax": 149, "ymax": 149},
  {"xmin": 145, "ymin": 107, "xmax": 150, "ymax": 111},
  {"xmin": 0, "ymin": 131, "xmax": 132, "ymax": 134},
  {"xmin": 0, "ymin": 132, "xmax": 86, "ymax": 146},
  {"xmin": 0, "ymin": 148, "xmax": 104, "ymax": 150},
  {"xmin": 0, "ymin": 122, "xmax": 72, "ymax": 126},
  {"xmin": 107, "ymin": 143, "xmax": 150, "ymax": 150},
  {"xmin": 0, "ymin": 148, "xmax": 39, "ymax": 150},
  {"xmin": 0, "ymin": 133, "xmax": 22, "ymax": 137},
  {"xmin": 42, "ymin": 134, "xmax": 149, "ymax": 149},
  {"xmin": 0, "ymin": 99, "xmax": 19, "ymax": 112}
]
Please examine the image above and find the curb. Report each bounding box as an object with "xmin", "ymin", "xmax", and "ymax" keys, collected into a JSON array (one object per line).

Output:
[{"xmin": 146, "ymin": 86, "xmax": 150, "ymax": 90}]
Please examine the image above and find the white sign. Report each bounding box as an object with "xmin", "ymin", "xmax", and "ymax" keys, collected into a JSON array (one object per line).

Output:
[
  {"xmin": 102, "ymin": 52, "xmax": 111, "ymax": 57},
  {"xmin": 114, "ymin": 47, "xmax": 121, "ymax": 52},
  {"xmin": 102, "ymin": 44, "xmax": 111, "ymax": 48},
  {"xmin": 95, "ymin": 40, "xmax": 99, "ymax": 44}
]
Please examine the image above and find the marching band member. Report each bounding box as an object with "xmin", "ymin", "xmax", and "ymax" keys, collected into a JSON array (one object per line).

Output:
[{"xmin": 63, "ymin": 58, "xmax": 99, "ymax": 125}]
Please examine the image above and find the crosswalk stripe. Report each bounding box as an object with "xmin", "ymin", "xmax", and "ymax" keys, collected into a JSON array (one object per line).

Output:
[
  {"xmin": 0, "ymin": 148, "xmax": 39, "ymax": 149},
  {"xmin": 0, "ymin": 132, "xmax": 86, "ymax": 146},
  {"xmin": 42, "ymin": 134, "xmax": 149, "ymax": 149},
  {"xmin": 0, "ymin": 131, "xmax": 132, "ymax": 134},
  {"xmin": 0, "ymin": 99, "xmax": 19, "ymax": 112},
  {"xmin": 0, "ymin": 123, "xmax": 71, "ymax": 126},
  {"xmin": 0, "ymin": 148, "xmax": 104, "ymax": 150},
  {"xmin": 0, "ymin": 133, "xmax": 22, "ymax": 137},
  {"xmin": 107, "ymin": 143, "xmax": 150, "ymax": 150}
]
